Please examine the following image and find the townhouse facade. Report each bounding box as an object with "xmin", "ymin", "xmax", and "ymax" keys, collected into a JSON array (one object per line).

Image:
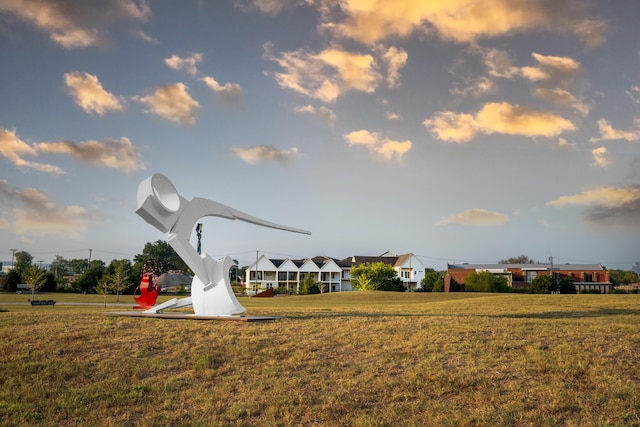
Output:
[
  {"xmin": 446, "ymin": 263, "xmax": 613, "ymax": 293},
  {"xmin": 245, "ymin": 252, "xmax": 427, "ymax": 293}
]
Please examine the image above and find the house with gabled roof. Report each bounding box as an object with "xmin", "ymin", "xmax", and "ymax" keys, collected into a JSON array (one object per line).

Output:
[
  {"xmin": 446, "ymin": 262, "xmax": 612, "ymax": 293},
  {"xmin": 338, "ymin": 252, "xmax": 427, "ymax": 291}
]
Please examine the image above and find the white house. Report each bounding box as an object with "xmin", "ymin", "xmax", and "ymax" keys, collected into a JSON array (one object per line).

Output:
[{"xmin": 339, "ymin": 252, "xmax": 427, "ymax": 291}]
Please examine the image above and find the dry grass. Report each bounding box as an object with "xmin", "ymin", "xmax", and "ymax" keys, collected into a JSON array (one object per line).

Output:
[{"xmin": 1, "ymin": 292, "xmax": 639, "ymax": 426}]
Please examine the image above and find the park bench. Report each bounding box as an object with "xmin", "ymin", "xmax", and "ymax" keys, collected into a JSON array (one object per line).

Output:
[{"xmin": 30, "ymin": 300, "xmax": 56, "ymax": 306}]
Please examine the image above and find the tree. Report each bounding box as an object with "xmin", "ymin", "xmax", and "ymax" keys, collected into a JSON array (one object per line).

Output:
[
  {"xmin": 499, "ymin": 255, "xmax": 534, "ymax": 264},
  {"xmin": 95, "ymin": 276, "xmax": 118, "ymax": 307},
  {"xmin": 465, "ymin": 271, "xmax": 510, "ymax": 293},
  {"xmin": 299, "ymin": 274, "xmax": 320, "ymax": 295},
  {"xmin": 49, "ymin": 255, "xmax": 67, "ymax": 281},
  {"xmin": 67, "ymin": 258, "xmax": 90, "ymax": 275},
  {"xmin": 350, "ymin": 262, "xmax": 404, "ymax": 292},
  {"xmin": 609, "ymin": 269, "xmax": 639, "ymax": 286},
  {"xmin": 74, "ymin": 261, "xmax": 105, "ymax": 294},
  {"xmin": 13, "ymin": 251, "xmax": 33, "ymax": 276},
  {"xmin": 133, "ymin": 240, "xmax": 188, "ymax": 278},
  {"xmin": 23, "ymin": 265, "xmax": 47, "ymax": 300},
  {"xmin": 420, "ymin": 270, "xmax": 443, "ymax": 292},
  {"xmin": 2, "ymin": 270, "xmax": 21, "ymax": 292},
  {"xmin": 529, "ymin": 275, "xmax": 557, "ymax": 294},
  {"xmin": 103, "ymin": 259, "xmax": 132, "ymax": 302},
  {"xmin": 558, "ymin": 276, "xmax": 576, "ymax": 294}
]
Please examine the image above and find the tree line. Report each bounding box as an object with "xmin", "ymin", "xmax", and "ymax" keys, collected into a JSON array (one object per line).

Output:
[
  {"xmin": 2, "ymin": 249, "xmax": 638, "ymax": 296},
  {"xmin": 0, "ymin": 241, "xmax": 189, "ymax": 296}
]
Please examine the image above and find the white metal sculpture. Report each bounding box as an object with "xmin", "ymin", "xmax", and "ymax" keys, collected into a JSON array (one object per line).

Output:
[{"xmin": 136, "ymin": 173, "xmax": 310, "ymax": 316}]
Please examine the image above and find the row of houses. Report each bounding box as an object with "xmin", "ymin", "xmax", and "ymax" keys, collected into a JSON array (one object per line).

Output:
[
  {"xmin": 245, "ymin": 251, "xmax": 426, "ymax": 293},
  {"xmin": 244, "ymin": 251, "xmax": 614, "ymax": 293}
]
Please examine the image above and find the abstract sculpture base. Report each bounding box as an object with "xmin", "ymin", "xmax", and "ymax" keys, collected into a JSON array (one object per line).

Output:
[{"xmin": 106, "ymin": 311, "xmax": 277, "ymax": 322}]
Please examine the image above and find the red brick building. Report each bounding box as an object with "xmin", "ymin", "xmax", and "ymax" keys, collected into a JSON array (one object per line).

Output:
[{"xmin": 447, "ymin": 263, "xmax": 612, "ymax": 293}]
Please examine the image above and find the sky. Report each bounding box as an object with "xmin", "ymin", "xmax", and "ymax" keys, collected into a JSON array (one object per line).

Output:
[{"xmin": 1, "ymin": 0, "xmax": 639, "ymax": 272}]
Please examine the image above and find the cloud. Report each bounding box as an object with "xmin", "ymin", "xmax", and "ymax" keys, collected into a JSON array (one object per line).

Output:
[
  {"xmin": 450, "ymin": 76, "xmax": 497, "ymax": 99},
  {"xmin": 344, "ymin": 130, "xmax": 411, "ymax": 160},
  {"xmin": 437, "ymin": 208, "xmax": 510, "ymax": 227},
  {"xmin": 201, "ymin": 76, "xmax": 243, "ymax": 109},
  {"xmin": 591, "ymin": 147, "xmax": 610, "ymax": 168},
  {"xmin": 136, "ymin": 83, "xmax": 199, "ymax": 126},
  {"xmin": 230, "ymin": 145, "xmax": 298, "ymax": 165},
  {"xmin": 0, "ymin": 0, "xmax": 150, "ymax": 49},
  {"xmin": 294, "ymin": 104, "xmax": 336, "ymax": 126},
  {"xmin": 590, "ymin": 119, "xmax": 640, "ymax": 142},
  {"xmin": 484, "ymin": 50, "xmax": 580, "ymax": 86},
  {"xmin": 64, "ymin": 71, "xmax": 124, "ymax": 115},
  {"xmin": 385, "ymin": 111, "xmax": 402, "ymax": 121},
  {"xmin": 132, "ymin": 29, "xmax": 158, "ymax": 44},
  {"xmin": 0, "ymin": 179, "xmax": 97, "ymax": 239},
  {"xmin": 239, "ymin": 0, "xmax": 298, "ymax": 15},
  {"xmin": 533, "ymin": 88, "xmax": 590, "ymax": 116},
  {"xmin": 626, "ymin": 86, "xmax": 640, "ymax": 105},
  {"xmin": 165, "ymin": 53, "xmax": 203, "ymax": 75},
  {"xmin": 0, "ymin": 128, "xmax": 64, "ymax": 173},
  {"xmin": 381, "ymin": 46, "xmax": 408, "ymax": 88},
  {"xmin": 35, "ymin": 137, "xmax": 144, "ymax": 174},
  {"xmin": 424, "ymin": 102, "xmax": 575, "ymax": 143},
  {"xmin": 264, "ymin": 43, "xmax": 380, "ymax": 102},
  {"xmin": 319, "ymin": 0, "xmax": 605, "ymax": 46},
  {"xmin": 547, "ymin": 186, "xmax": 640, "ymax": 227}
]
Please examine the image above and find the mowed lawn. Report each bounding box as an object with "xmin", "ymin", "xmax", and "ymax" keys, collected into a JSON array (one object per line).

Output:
[{"xmin": 1, "ymin": 292, "xmax": 639, "ymax": 426}]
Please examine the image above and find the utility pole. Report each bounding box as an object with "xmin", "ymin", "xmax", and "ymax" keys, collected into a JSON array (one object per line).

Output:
[
  {"xmin": 10, "ymin": 249, "xmax": 17, "ymax": 269},
  {"xmin": 88, "ymin": 249, "xmax": 92, "ymax": 271}
]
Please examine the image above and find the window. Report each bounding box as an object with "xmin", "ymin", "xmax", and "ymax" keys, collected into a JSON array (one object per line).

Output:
[
  {"xmin": 584, "ymin": 273, "xmax": 592, "ymax": 282},
  {"xmin": 250, "ymin": 271, "xmax": 262, "ymax": 280}
]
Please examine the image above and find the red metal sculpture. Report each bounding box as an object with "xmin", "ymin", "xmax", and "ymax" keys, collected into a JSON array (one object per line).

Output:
[{"xmin": 133, "ymin": 260, "xmax": 161, "ymax": 310}]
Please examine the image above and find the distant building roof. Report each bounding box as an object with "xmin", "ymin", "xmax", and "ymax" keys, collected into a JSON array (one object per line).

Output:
[
  {"xmin": 447, "ymin": 263, "xmax": 605, "ymax": 271},
  {"xmin": 155, "ymin": 272, "xmax": 193, "ymax": 286}
]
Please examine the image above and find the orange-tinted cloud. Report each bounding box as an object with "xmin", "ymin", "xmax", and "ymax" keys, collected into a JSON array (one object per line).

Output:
[
  {"xmin": 165, "ymin": 53, "xmax": 203, "ymax": 75},
  {"xmin": 136, "ymin": 83, "xmax": 199, "ymax": 126},
  {"xmin": 0, "ymin": 0, "xmax": 149, "ymax": 49},
  {"xmin": 547, "ymin": 185, "xmax": 640, "ymax": 226},
  {"xmin": 264, "ymin": 43, "xmax": 381, "ymax": 102},
  {"xmin": 591, "ymin": 147, "xmax": 610, "ymax": 168},
  {"xmin": 590, "ymin": 119, "xmax": 640, "ymax": 142},
  {"xmin": 230, "ymin": 145, "xmax": 298, "ymax": 165},
  {"xmin": 294, "ymin": 104, "xmax": 336, "ymax": 126},
  {"xmin": 320, "ymin": 0, "xmax": 604, "ymax": 46},
  {"xmin": 201, "ymin": 76, "xmax": 243, "ymax": 109},
  {"xmin": 35, "ymin": 137, "xmax": 144, "ymax": 174},
  {"xmin": 0, "ymin": 128, "xmax": 64, "ymax": 174},
  {"xmin": 344, "ymin": 129, "xmax": 411, "ymax": 160},
  {"xmin": 438, "ymin": 208, "xmax": 510, "ymax": 227},
  {"xmin": 64, "ymin": 72, "xmax": 125, "ymax": 115},
  {"xmin": 0, "ymin": 179, "xmax": 98, "ymax": 239},
  {"xmin": 424, "ymin": 102, "xmax": 574, "ymax": 143}
]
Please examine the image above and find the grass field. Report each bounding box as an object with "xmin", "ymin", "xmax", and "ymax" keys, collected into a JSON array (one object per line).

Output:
[{"xmin": 1, "ymin": 292, "xmax": 639, "ymax": 426}]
